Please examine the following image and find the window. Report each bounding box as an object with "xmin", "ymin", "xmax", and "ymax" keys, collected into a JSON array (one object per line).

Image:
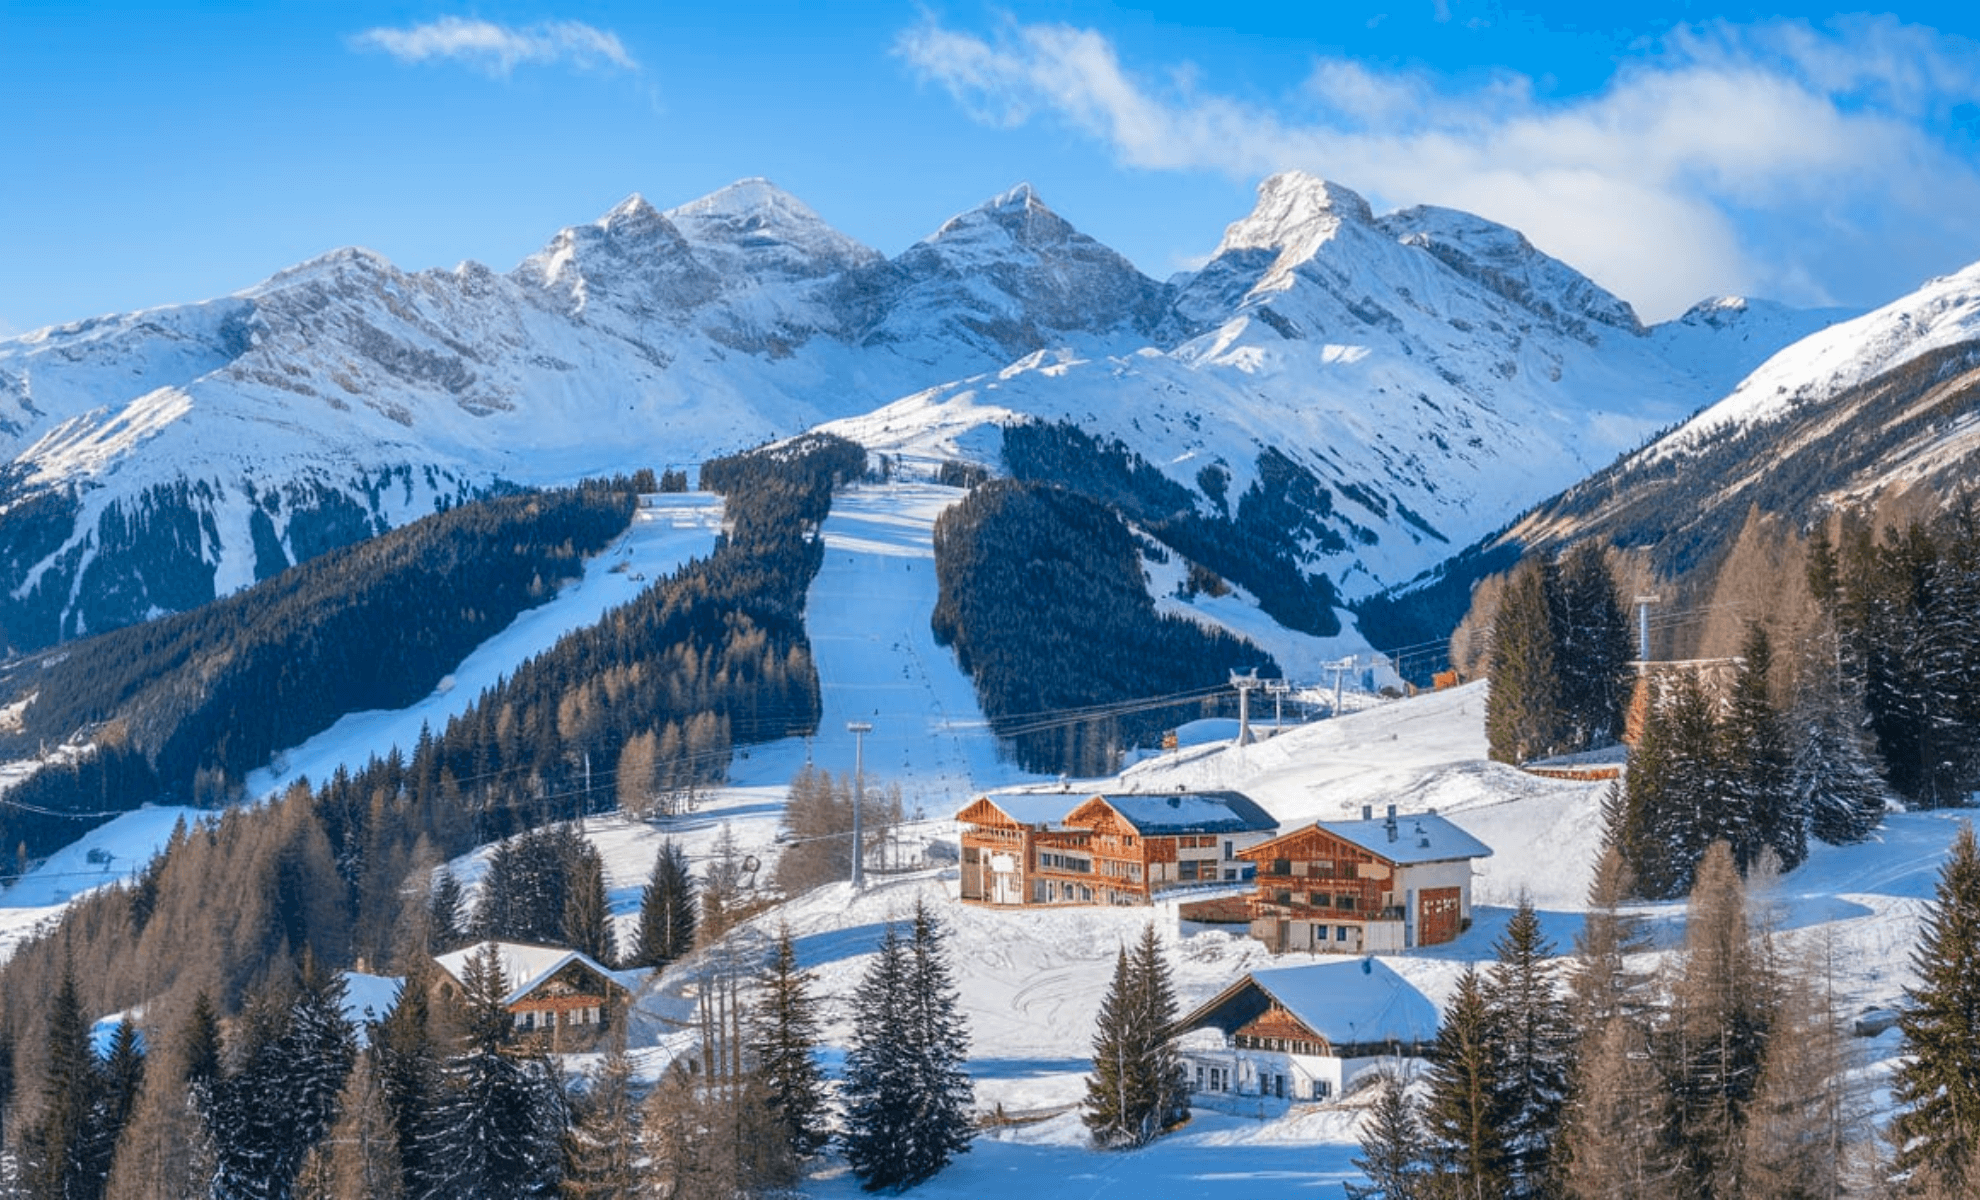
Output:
[
  {"xmin": 1178, "ymin": 860, "xmax": 1199, "ymax": 881},
  {"xmin": 1336, "ymin": 925, "xmax": 1350, "ymax": 941},
  {"xmin": 1223, "ymin": 839, "xmax": 1234, "ymax": 859}
]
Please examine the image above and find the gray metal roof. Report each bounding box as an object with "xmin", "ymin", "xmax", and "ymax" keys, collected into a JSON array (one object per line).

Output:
[
  {"xmin": 1099, "ymin": 791, "xmax": 1278, "ymax": 835},
  {"xmin": 1314, "ymin": 813, "xmax": 1493, "ymax": 864}
]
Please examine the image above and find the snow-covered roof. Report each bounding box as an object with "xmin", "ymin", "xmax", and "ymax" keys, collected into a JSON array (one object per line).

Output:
[
  {"xmin": 1312, "ymin": 813, "xmax": 1493, "ymax": 865},
  {"xmin": 1096, "ymin": 791, "xmax": 1277, "ymax": 835},
  {"xmin": 1178, "ymin": 958, "xmax": 1440, "ymax": 1049},
  {"xmin": 432, "ymin": 941, "xmax": 624, "ymax": 1008},
  {"xmin": 974, "ymin": 793, "xmax": 1084, "ymax": 828}
]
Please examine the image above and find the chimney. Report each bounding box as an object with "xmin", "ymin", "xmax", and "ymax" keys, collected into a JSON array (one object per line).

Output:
[
  {"xmin": 1362, "ymin": 804, "xmax": 1373, "ymax": 822},
  {"xmin": 1385, "ymin": 804, "xmax": 1398, "ymax": 843}
]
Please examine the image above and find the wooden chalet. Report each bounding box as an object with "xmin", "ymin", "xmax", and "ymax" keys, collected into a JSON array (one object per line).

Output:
[
  {"xmin": 956, "ymin": 790, "xmax": 1278, "ymax": 907},
  {"xmin": 1240, "ymin": 805, "xmax": 1491, "ymax": 954},
  {"xmin": 1172, "ymin": 958, "xmax": 1438, "ymax": 1110},
  {"xmin": 433, "ymin": 941, "xmax": 630, "ymax": 1047}
]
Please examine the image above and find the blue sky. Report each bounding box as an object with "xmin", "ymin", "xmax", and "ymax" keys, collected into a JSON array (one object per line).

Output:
[{"xmin": 6, "ymin": 2, "xmax": 1980, "ymax": 334}]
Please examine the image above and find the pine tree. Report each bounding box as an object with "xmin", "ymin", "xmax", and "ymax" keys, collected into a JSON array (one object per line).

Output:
[
  {"xmin": 561, "ymin": 840, "xmax": 617, "ymax": 967},
  {"xmin": 1487, "ymin": 557, "xmax": 1569, "ymax": 765},
  {"xmin": 1347, "ymin": 1067, "xmax": 1427, "ymax": 1200},
  {"xmin": 1419, "ymin": 968, "xmax": 1512, "ymax": 1199},
  {"xmin": 1891, "ymin": 822, "xmax": 1980, "ymax": 1189},
  {"xmin": 26, "ymin": 961, "xmax": 101, "ymax": 1200},
  {"xmin": 86, "ymin": 1017, "xmax": 145, "ymax": 1196},
  {"xmin": 209, "ymin": 951, "xmax": 357, "ymax": 1200},
  {"xmin": 751, "ymin": 924, "xmax": 830, "ymax": 1161},
  {"xmin": 1790, "ymin": 608, "xmax": 1889, "ymax": 846},
  {"xmin": 1553, "ymin": 542, "xmax": 1634, "ymax": 750},
  {"xmin": 631, "ymin": 840, "xmax": 696, "ymax": 970},
  {"xmin": 428, "ymin": 867, "xmax": 467, "ymax": 954},
  {"xmin": 1483, "ymin": 898, "xmax": 1573, "ymax": 1199},
  {"xmin": 423, "ymin": 943, "xmax": 565, "ymax": 1200},
  {"xmin": 1722, "ymin": 623, "xmax": 1801, "ymax": 872},
  {"xmin": 841, "ymin": 901, "xmax": 973, "ymax": 1190},
  {"xmin": 1082, "ymin": 922, "xmax": 1187, "ymax": 1148},
  {"xmin": 372, "ymin": 974, "xmax": 441, "ymax": 1200}
]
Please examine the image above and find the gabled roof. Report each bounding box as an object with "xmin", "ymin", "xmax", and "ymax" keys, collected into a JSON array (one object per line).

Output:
[
  {"xmin": 1091, "ymin": 791, "xmax": 1277, "ymax": 835},
  {"xmin": 1318, "ymin": 813, "xmax": 1492, "ymax": 864},
  {"xmin": 958, "ymin": 792, "xmax": 1082, "ymax": 828},
  {"xmin": 432, "ymin": 941, "xmax": 626, "ymax": 1008},
  {"xmin": 1246, "ymin": 812, "xmax": 1491, "ymax": 866},
  {"xmin": 1177, "ymin": 958, "xmax": 1439, "ymax": 1048}
]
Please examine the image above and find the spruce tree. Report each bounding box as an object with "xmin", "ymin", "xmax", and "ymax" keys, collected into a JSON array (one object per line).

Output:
[
  {"xmin": 632, "ymin": 839, "xmax": 696, "ymax": 970},
  {"xmin": 1553, "ymin": 542, "xmax": 1633, "ymax": 749},
  {"xmin": 27, "ymin": 961, "xmax": 101, "ymax": 1200},
  {"xmin": 373, "ymin": 974, "xmax": 441, "ymax": 1200},
  {"xmin": 209, "ymin": 951, "xmax": 357, "ymax": 1200},
  {"xmin": 1347, "ymin": 1067, "xmax": 1427, "ymax": 1200},
  {"xmin": 1083, "ymin": 923, "xmax": 1189, "ymax": 1148},
  {"xmin": 1484, "ymin": 898, "xmax": 1573, "ymax": 1199},
  {"xmin": 1790, "ymin": 608, "xmax": 1888, "ymax": 846},
  {"xmin": 423, "ymin": 943, "xmax": 565, "ymax": 1200},
  {"xmin": 1419, "ymin": 968, "xmax": 1512, "ymax": 1198},
  {"xmin": 87, "ymin": 1017, "xmax": 145, "ymax": 1195},
  {"xmin": 1891, "ymin": 822, "xmax": 1980, "ymax": 1188},
  {"xmin": 561, "ymin": 840, "xmax": 616, "ymax": 967},
  {"xmin": 428, "ymin": 867, "xmax": 467, "ymax": 954},
  {"xmin": 751, "ymin": 925, "xmax": 830, "ymax": 1161},
  {"xmin": 1723, "ymin": 623, "xmax": 1800, "ymax": 872},
  {"xmin": 841, "ymin": 901, "xmax": 973, "ymax": 1190},
  {"xmin": 1487, "ymin": 557, "xmax": 1568, "ymax": 765}
]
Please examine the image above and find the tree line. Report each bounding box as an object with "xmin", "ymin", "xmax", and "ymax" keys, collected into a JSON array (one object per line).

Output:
[
  {"xmin": 0, "ymin": 436, "xmax": 865, "ymax": 1175},
  {"xmin": 1, "ymin": 891, "xmax": 974, "ymax": 1200},
  {"xmin": 931, "ymin": 477, "xmax": 1278, "ymax": 776},
  {"xmin": 1001, "ymin": 420, "xmax": 1344, "ymax": 638},
  {"xmin": 0, "ymin": 483, "xmax": 640, "ymax": 866},
  {"xmin": 1343, "ymin": 826, "xmax": 1980, "ymax": 1200}
]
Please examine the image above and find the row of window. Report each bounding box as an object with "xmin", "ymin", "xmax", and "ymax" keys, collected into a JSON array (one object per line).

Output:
[
  {"xmin": 1191, "ymin": 1063, "xmax": 1330, "ymax": 1101},
  {"xmin": 1037, "ymin": 851, "xmax": 1093, "ymax": 873},
  {"xmin": 514, "ymin": 1005, "xmax": 602, "ymax": 1030}
]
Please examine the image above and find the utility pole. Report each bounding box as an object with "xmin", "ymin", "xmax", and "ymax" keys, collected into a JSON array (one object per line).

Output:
[
  {"xmin": 847, "ymin": 720, "xmax": 872, "ymax": 890},
  {"xmin": 1231, "ymin": 671, "xmax": 1262, "ymax": 745},
  {"xmin": 1633, "ymin": 595, "xmax": 1662, "ymax": 667},
  {"xmin": 1328, "ymin": 656, "xmax": 1355, "ymax": 717}
]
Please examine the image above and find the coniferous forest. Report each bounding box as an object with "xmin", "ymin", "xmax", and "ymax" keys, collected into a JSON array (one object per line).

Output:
[
  {"xmin": 931, "ymin": 477, "xmax": 1278, "ymax": 775},
  {"xmin": 0, "ymin": 435, "xmax": 913, "ymax": 1200},
  {"xmin": 0, "ymin": 482, "xmax": 641, "ymax": 865}
]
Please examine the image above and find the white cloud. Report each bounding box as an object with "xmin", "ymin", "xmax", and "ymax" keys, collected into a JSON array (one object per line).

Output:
[
  {"xmin": 895, "ymin": 16, "xmax": 1980, "ymax": 321},
  {"xmin": 352, "ymin": 17, "xmax": 638, "ymax": 76}
]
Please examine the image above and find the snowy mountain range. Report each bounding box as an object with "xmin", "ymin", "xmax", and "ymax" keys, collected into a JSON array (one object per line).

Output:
[
  {"xmin": 0, "ymin": 172, "xmax": 1853, "ymax": 650},
  {"xmin": 1477, "ymin": 260, "xmax": 1980, "ymax": 579}
]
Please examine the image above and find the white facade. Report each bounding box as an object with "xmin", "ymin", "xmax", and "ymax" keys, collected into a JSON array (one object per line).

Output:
[{"xmin": 1175, "ymin": 1031, "xmax": 1398, "ymax": 1113}]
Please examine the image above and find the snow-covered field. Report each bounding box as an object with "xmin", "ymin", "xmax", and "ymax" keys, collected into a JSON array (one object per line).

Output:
[{"xmin": 1, "ymin": 479, "xmax": 1964, "ymax": 1197}]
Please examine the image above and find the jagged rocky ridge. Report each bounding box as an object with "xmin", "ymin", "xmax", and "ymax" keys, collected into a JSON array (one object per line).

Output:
[{"xmin": 0, "ymin": 172, "xmax": 1848, "ymax": 651}]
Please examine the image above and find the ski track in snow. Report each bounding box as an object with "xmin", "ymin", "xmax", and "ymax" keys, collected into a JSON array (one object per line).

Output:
[{"xmin": 2, "ymin": 482, "xmax": 1971, "ymax": 1197}]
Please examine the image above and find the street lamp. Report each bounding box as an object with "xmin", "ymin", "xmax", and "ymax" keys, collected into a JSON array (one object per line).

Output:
[{"xmin": 847, "ymin": 721, "xmax": 873, "ymax": 889}]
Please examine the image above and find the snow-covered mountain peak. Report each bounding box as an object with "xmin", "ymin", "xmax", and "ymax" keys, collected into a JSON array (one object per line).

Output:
[
  {"xmin": 665, "ymin": 178, "xmax": 880, "ymax": 276},
  {"xmin": 1216, "ymin": 172, "xmax": 1374, "ymax": 259},
  {"xmin": 1378, "ymin": 204, "xmax": 1644, "ymax": 341},
  {"xmin": 921, "ymin": 182, "xmax": 1089, "ymax": 256},
  {"xmin": 1652, "ymin": 259, "xmax": 1980, "ymax": 453}
]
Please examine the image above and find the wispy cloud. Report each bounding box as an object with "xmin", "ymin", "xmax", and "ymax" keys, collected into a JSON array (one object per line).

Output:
[
  {"xmin": 352, "ymin": 17, "xmax": 638, "ymax": 76},
  {"xmin": 896, "ymin": 16, "xmax": 1980, "ymax": 320}
]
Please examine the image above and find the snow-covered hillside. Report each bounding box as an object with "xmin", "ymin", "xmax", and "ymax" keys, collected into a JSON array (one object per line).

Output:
[
  {"xmin": 0, "ymin": 475, "xmax": 1959, "ymax": 1197},
  {"xmin": 0, "ymin": 173, "xmax": 1846, "ymax": 649}
]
